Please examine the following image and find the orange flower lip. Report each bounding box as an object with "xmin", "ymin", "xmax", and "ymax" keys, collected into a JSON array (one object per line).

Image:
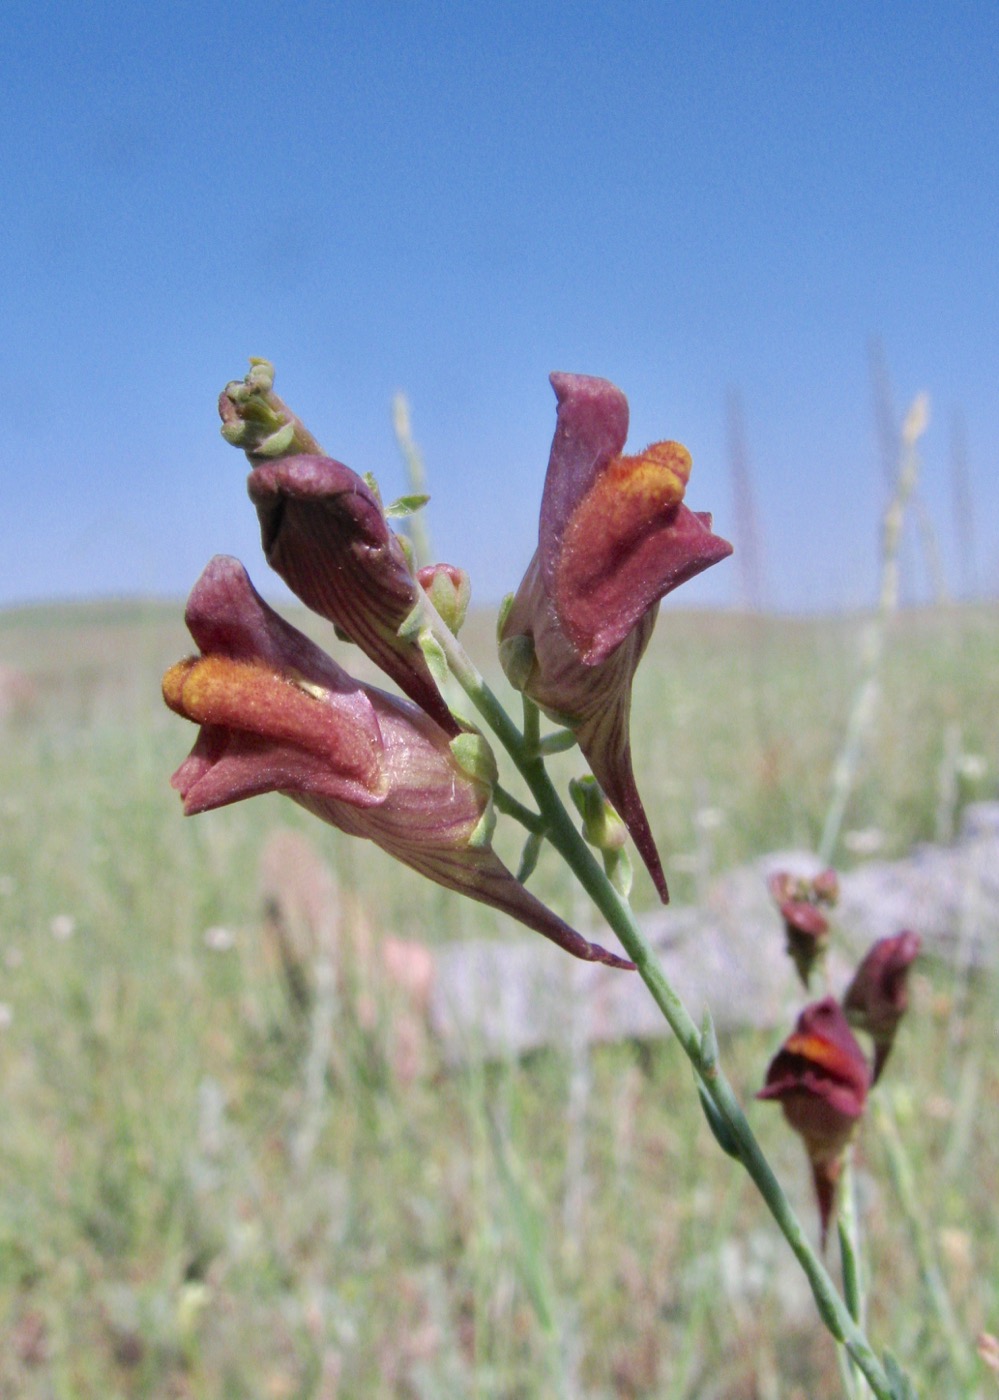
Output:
[
  {"xmin": 758, "ymin": 997, "xmax": 870, "ymax": 1116},
  {"xmin": 163, "ymin": 653, "xmax": 382, "ymax": 790},
  {"xmin": 163, "ymin": 554, "xmax": 634, "ymax": 971},
  {"xmin": 783, "ymin": 1030, "xmax": 861, "ymax": 1082},
  {"xmin": 500, "ymin": 373, "xmax": 732, "ymax": 906},
  {"xmin": 538, "ymin": 375, "xmax": 731, "ymax": 667},
  {"xmin": 557, "ymin": 440, "xmax": 693, "ymax": 598}
]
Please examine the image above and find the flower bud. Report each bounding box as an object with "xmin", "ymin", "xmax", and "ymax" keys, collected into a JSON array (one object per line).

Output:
[
  {"xmin": 569, "ymin": 775, "xmax": 629, "ymax": 853},
  {"xmin": 767, "ymin": 870, "xmax": 833, "ymax": 988},
  {"xmin": 418, "ymin": 562, "xmax": 471, "ymax": 635},
  {"xmin": 843, "ymin": 931, "xmax": 921, "ymax": 1082}
]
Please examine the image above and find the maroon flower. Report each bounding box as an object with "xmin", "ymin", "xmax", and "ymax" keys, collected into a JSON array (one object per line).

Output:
[
  {"xmin": 246, "ymin": 454, "xmax": 460, "ymax": 736},
  {"xmin": 500, "ymin": 373, "xmax": 732, "ymax": 902},
  {"xmin": 767, "ymin": 870, "xmax": 835, "ymax": 988},
  {"xmin": 219, "ymin": 361, "xmax": 460, "ymax": 737},
  {"xmin": 843, "ymin": 931, "xmax": 921, "ymax": 1083},
  {"xmin": 757, "ymin": 997, "xmax": 871, "ymax": 1244},
  {"xmin": 163, "ymin": 556, "xmax": 632, "ymax": 969}
]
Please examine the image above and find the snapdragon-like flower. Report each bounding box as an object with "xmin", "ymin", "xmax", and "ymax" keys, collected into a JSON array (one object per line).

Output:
[
  {"xmin": 767, "ymin": 870, "xmax": 837, "ymax": 989},
  {"xmin": 501, "ymin": 373, "xmax": 732, "ymax": 901},
  {"xmin": 843, "ymin": 930, "xmax": 921, "ymax": 1083},
  {"xmin": 219, "ymin": 362, "xmax": 459, "ymax": 737},
  {"xmin": 163, "ymin": 556, "xmax": 631, "ymax": 969},
  {"xmin": 757, "ymin": 997, "xmax": 871, "ymax": 1244}
]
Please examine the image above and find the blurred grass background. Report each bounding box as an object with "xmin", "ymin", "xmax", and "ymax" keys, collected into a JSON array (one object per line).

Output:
[{"xmin": 1, "ymin": 597, "xmax": 997, "ymax": 1397}]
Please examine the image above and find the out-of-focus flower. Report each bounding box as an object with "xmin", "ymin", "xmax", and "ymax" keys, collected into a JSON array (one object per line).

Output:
[
  {"xmin": 500, "ymin": 373, "xmax": 732, "ymax": 901},
  {"xmin": 757, "ymin": 997, "xmax": 871, "ymax": 1244},
  {"xmin": 219, "ymin": 361, "xmax": 459, "ymax": 737},
  {"xmin": 164, "ymin": 556, "xmax": 631, "ymax": 970},
  {"xmin": 843, "ymin": 930, "xmax": 921, "ymax": 1083},
  {"xmin": 767, "ymin": 870, "xmax": 836, "ymax": 988},
  {"xmin": 810, "ymin": 868, "xmax": 839, "ymax": 906}
]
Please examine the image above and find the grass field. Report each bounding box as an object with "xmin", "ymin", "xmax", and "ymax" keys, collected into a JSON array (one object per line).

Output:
[{"xmin": 1, "ymin": 596, "xmax": 997, "ymax": 1397}]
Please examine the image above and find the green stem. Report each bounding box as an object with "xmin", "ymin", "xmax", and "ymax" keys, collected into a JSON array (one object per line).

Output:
[
  {"xmin": 420, "ymin": 599, "xmax": 899, "ymax": 1399},
  {"xmin": 522, "ymin": 695, "xmax": 541, "ymax": 755},
  {"xmin": 838, "ymin": 1153, "xmax": 871, "ymax": 1398},
  {"xmin": 493, "ymin": 784, "xmax": 547, "ymax": 834},
  {"xmin": 874, "ymin": 1098, "xmax": 973, "ymax": 1387}
]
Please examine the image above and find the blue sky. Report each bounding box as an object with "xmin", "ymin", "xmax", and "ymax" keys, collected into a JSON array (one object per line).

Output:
[{"xmin": 4, "ymin": 1, "xmax": 997, "ymax": 612}]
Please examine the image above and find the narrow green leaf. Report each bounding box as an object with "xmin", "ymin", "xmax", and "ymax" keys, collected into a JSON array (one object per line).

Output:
[
  {"xmin": 516, "ymin": 831, "xmax": 544, "ymax": 883},
  {"xmin": 696, "ymin": 1079, "xmax": 741, "ymax": 1159},
  {"xmin": 883, "ymin": 1351, "xmax": 918, "ymax": 1398},
  {"xmin": 385, "ymin": 492, "xmax": 431, "ymax": 518},
  {"xmin": 417, "ymin": 629, "xmax": 449, "ymax": 689},
  {"xmin": 700, "ymin": 1008, "xmax": 720, "ymax": 1074},
  {"xmin": 837, "ymin": 1217, "xmax": 862, "ymax": 1323}
]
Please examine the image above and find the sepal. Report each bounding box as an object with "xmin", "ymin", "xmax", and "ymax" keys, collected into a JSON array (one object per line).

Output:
[
  {"xmin": 386, "ymin": 493, "xmax": 431, "ymax": 518},
  {"xmin": 449, "ymin": 733, "xmax": 499, "ymax": 788},
  {"xmin": 499, "ymin": 633, "xmax": 537, "ymax": 693}
]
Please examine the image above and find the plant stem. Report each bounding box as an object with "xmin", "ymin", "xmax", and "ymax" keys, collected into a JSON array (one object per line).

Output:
[
  {"xmin": 818, "ymin": 393, "xmax": 928, "ymax": 864},
  {"xmin": 493, "ymin": 784, "xmax": 547, "ymax": 834},
  {"xmin": 874, "ymin": 1097, "xmax": 974, "ymax": 1388},
  {"xmin": 422, "ymin": 599, "xmax": 900, "ymax": 1398},
  {"xmin": 838, "ymin": 1154, "xmax": 872, "ymax": 1398}
]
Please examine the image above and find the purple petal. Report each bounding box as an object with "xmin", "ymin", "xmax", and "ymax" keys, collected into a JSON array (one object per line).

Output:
[{"xmin": 248, "ymin": 455, "xmax": 460, "ymax": 734}]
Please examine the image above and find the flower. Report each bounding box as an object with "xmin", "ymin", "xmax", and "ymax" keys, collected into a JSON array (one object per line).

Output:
[
  {"xmin": 767, "ymin": 871, "xmax": 834, "ymax": 989},
  {"xmin": 219, "ymin": 361, "xmax": 459, "ymax": 737},
  {"xmin": 246, "ymin": 453, "xmax": 460, "ymax": 736},
  {"xmin": 843, "ymin": 930, "xmax": 921, "ymax": 1083},
  {"xmin": 163, "ymin": 556, "xmax": 632, "ymax": 969},
  {"xmin": 500, "ymin": 372, "xmax": 732, "ymax": 902},
  {"xmin": 757, "ymin": 997, "xmax": 871, "ymax": 1244}
]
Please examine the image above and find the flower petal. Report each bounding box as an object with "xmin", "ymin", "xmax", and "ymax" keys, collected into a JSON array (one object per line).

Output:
[
  {"xmin": 165, "ymin": 559, "xmax": 633, "ymax": 969},
  {"xmin": 501, "ymin": 554, "xmax": 668, "ymax": 900},
  {"xmin": 843, "ymin": 930, "xmax": 921, "ymax": 1082},
  {"xmin": 541, "ymin": 374, "xmax": 732, "ymax": 664},
  {"xmin": 248, "ymin": 455, "xmax": 460, "ymax": 734}
]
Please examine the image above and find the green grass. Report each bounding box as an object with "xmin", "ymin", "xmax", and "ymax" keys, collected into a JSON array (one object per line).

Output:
[{"xmin": 1, "ymin": 598, "xmax": 996, "ymax": 1397}]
